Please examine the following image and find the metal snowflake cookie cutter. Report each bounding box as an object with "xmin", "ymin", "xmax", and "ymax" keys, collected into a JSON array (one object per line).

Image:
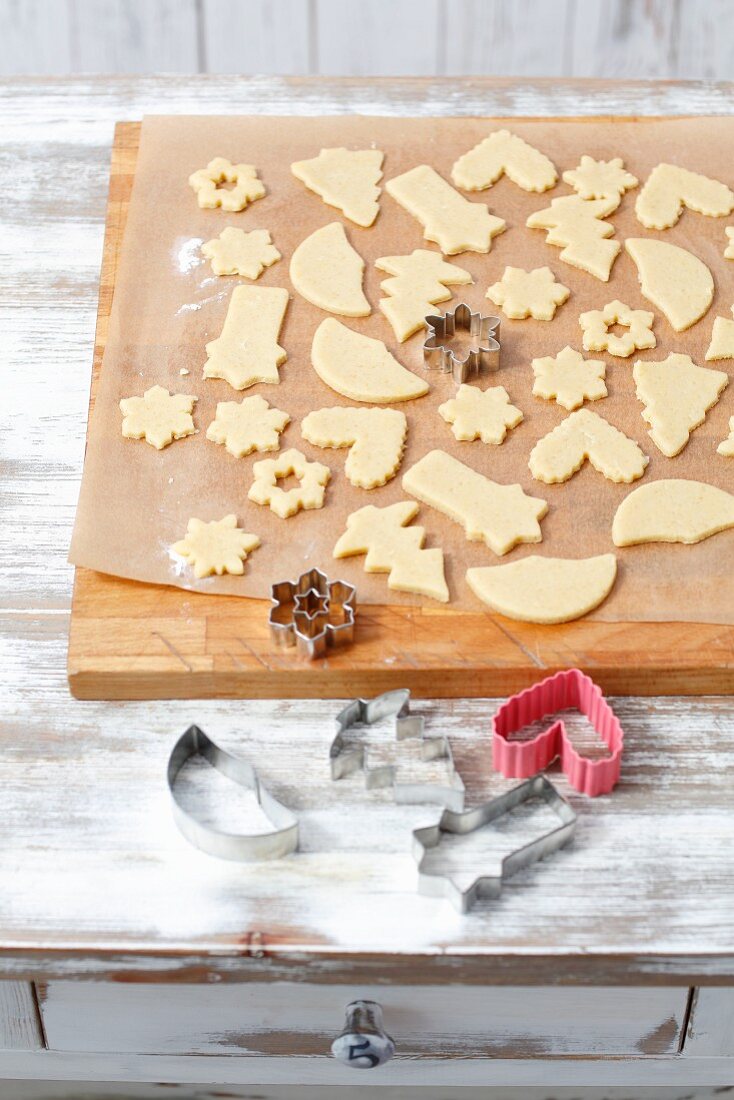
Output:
[
  {"xmin": 167, "ymin": 725, "xmax": 299, "ymax": 862},
  {"xmin": 330, "ymin": 688, "xmax": 465, "ymax": 811},
  {"xmin": 412, "ymin": 774, "xmax": 576, "ymax": 914},
  {"xmin": 423, "ymin": 301, "xmax": 501, "ymax": 382},
  {"xmin": 270, "ymin": 566, "xmax": 356, "ymax": 660}
]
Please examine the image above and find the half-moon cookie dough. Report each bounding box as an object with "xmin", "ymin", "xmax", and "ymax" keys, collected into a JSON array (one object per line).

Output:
[
  {"xmin": 172, "ymin": 515, "xmax": 260, "ymax": 579},
  {"xmin": 120, "ymin": 385, "xmax": 197, "ymax": 450},
  {"xmin": 333, "ymin": 500, "xmax": 449, "ymax": 603},
  {"xmin": 188, "ymin": 157, "xmax": 265, "ymax": 212},
  {"xmin": 579, "ymin": 299, "xmax": 655, "ymax": 358},
  {"xmin": 311, "ymin": 318, "xmax": 429, "ymax": 403},
  {"xmin": 289, "ymin": 221, "xmax": 370, "ymax": 317},
  {"xmin": 562, "ymin": 156, "xmax": 638, "ymax": 201},
  {"xmin": 529, "ymin": 408, "xmax": 648, "ymax": 484},
  {"xmin": 201, "ymin": 227, "xmax": 281, "ymax": 278},
  {"xmin": 526, "ymin": 195, "xmax": 621, "ymax": 281},
  {"xmin": 386, "ymin": 165, "xmax": 506, "ymax": 255},
  {"xmin": 206, "ymin": 394, "xmax": 290, "ymax": 458},
  {"xmin": 625, "ymin": 238, "xmax": 714, "ymax": 332},
  {"xmin": 291, "ymin": 147, "xmax": 384, "ymax": 228},
  {"xmin": 467, "ymin": 553, "xmax": 617, "ymax": 624},
  {"xmin": 451, "ymin": 128, "xmax": 557, "ymax": 193},
  {"xmin": 633, "ymin": 353, "xmax": 728, "ymax": 457},
  {"xmin": 635, "ymin": 163, "xmax": 734, "ymax": 230},
  {"xmin": 438, "ymin": 384, "xmax": 523, "ymax": 444},
  {"xmin": 486, "ymin": 266, "xmax": 570, "ymax": 321},
  {"xmin": 375, "ymin": 249, "xmax": 472, "ymax": 342},
  {"xmin": 705, "ymin": 307, "xmax": 734, "ymax": 362},
  {"xmin": 248, "ymin": 447, "xmax": 331, "ymax": 519},
  {"xmin": 203, "ymin": 284, "xmax": 289, "ymax": 390},
  {"xmin": 531, "ymin": 346, "xmax": 607, "ymax": 410},
  {"xmin": 301, "ymin": 406, "xmax": 407, "ymax": 489},
  {"xmin": 717, "ymin": 417, "xmax": 734, "ymax": 457},
  {"xmin": 612, "ymin": 479, "xmax": 734, "ymax": 546}
]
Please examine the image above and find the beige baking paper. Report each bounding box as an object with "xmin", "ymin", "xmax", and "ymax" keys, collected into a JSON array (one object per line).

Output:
[{"xmin": 70, "ymin": 115, "xmax": 734, "ymax": 622}]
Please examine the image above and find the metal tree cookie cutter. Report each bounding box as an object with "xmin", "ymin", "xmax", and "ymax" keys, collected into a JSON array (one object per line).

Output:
[
  {"xmin": 423, "ymin": 302, "xmax": 501, "ymax": 382},
  {"xmin": 167, "ymin": 724, "xmax": 299, "ymax": 861},
  {"xmin": 412, "ymin": 773, "xmax": 577, "ymax": 913},
  {"xmin": 270, "ymin": 566, "xmax": 356, "ymax": 660},
  {"xmin": 492, "ymin": 668, "xmax": 624, "ymax": 797},
  {"xmin": 330, "ymin": 688, "xmax": 465, "ymax": 811}
]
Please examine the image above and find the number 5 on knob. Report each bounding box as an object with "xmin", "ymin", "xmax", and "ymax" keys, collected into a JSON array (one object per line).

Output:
[{"xmin": 331, "ymin": 1000, "xmax": 395, "ymax": 1069}]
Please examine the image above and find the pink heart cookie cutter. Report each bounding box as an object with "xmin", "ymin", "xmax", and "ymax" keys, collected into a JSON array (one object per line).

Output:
[{"xmin": 492, "ymin": 669, "xmax": 624, "ymax": 797}]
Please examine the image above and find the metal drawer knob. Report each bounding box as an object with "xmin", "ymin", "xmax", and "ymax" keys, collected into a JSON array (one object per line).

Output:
[{"xmin": 331, "ymin": 999, "xmax": 395, "ymax": 1069}]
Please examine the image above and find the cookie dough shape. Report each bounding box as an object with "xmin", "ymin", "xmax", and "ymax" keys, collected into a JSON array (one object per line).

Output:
[
  {"xmin": 579, "ymin": 299, "xmax": 655, "ymax": 358},
  {"xmin": 562, "ymin": 156, "xmax": 638, "ymax": 201},
  {"xmin": 289, "ymin": 222, "xmax": 370, "ymax": 318},
  {"xmin": 311, "ymin": 318, "xmax": 428, "ymax": 403},
  {"xmin": 635, "ymin": 163, "xmax": 734, "ymax": 230},
  {"xmin": 291, "ymin": 147, "xmax": 384, "ymax": 228},
  {"xmin": 725, "ymin": 227, "xmax": 734, "ymax": 259},
  {"xmin": 625, "ymin": 238, "xmax": 714, "ymax": 333},
  {"xmin": 612, "ymin": 479, "xmax": 734, "ymax": 546},
  {"xmin": 486, "ymin": 266, "xmax": 570, "ymax": 321},
  {"xmin": 467, "ymin": 553, "xmax": 617, "ymax": 624},
  {"xmin": 386, "ymin": 165, "xmax": 506, "ymax": 255},
  {"xmin": 248, "ymin": 447, "xmax": 330, "ymax": 519},
  {"xmin": 120, "ymin": 385, "xmax": 196, "ymax": 450},
  {"xmin": 706, "ymin": 307, "xmax": 734, "ymax": 361},
  {"xmin": 206, "ymin": 394, "xmax": 290, "ymax": 458},
  {"xmin": 402, "ymin": 449, "xmax": 548, "ymax": 556},
  {"xmin": 333, "ymin": 500, "xmax": 449, "ymax": 603},
  {"xmin": 526, "ymin": 195, "xmax": 621, "ymax": 281},
  {"xmin": 717, "ymin": 417, "xmax": 734, "ymax": 457},
  {"xmin": 438, "ymin": 384, "xmax": 523, "ymax": 444},
  {"xmin": 201, "ymin": 227, "xmax": 281, "ymax": 279},
  {"xmin": 451, "ymin": 128, "xmax": 557, "ymax": 193},
  {"xmin": 633, "ymin": 353, "xmax": 728, "ymax": 457},
  {"xmin": 375, "ymin": 250, "xmax": 472, "ymax": 342},
  {"xmin": 529, "ymin": 408, "xmax": 648, "ymax": 484},
  {"xmin": 531, "ymin": 346, "xmax": 607, "ymax": 411},
  {"xmin": 301, "ymin": 406, "xmax": 407, "ymax": 489},
  {"xmin": 204, "ymin": 285, "xmax": 289, "ymax": 391},
  {"xmin": 188, "ymin": 158, "xmax": 265, "ymax": 212},
  {"xmin": 172, "ymin": 515, "xmax": 260, "ymax": 579}
]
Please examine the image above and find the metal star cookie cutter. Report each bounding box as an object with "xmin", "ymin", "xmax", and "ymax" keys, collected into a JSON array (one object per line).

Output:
[
  {"xmin": 330, "ymin": 688, "xmax": 465, "ymax": 811},
  {"xmin": 412, "ymin": 773, "xmax": 576, "ymax": 913},
  {"xmin": 423, "ymin": 302, "xmax": 501, "ymax": 382},
  {"xmin": 167, "ymin": 724, "xmax": 299, "ymax": 861},
  {"xmin": 270, "ymin": 566, "xmax": 356, "ymax": 660}
]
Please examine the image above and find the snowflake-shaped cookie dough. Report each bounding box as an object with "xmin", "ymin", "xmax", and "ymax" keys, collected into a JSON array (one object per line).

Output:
[
  {"xmin": 120, "ymin": 385, "xmax": 197, "ymax": 450},
  {"xmin": 562, "ymin": 156, "xmax": 638, "ymax": 201},
  {"xmin": 531, "ymin": 346, "xmax": 607, "ymax": 410},
  {"xmin": 248, "ymin": 447, "xmax": 331, "ymax": 519},
  {"xmin": 438, "ymin": 384, "xmax": 523, "ymax": 444},
  {"xmin": 725, "ymin": 227, "xmax": 734, "ymax": 260},
  {"xmin": 188, "ymin": 157, "xmax": 265, "ymax": 212},
  {"xmin": 579, "ymin": 299, "xmax": 656, "ymax": 358},
  {"xmin": 486, "ymin": 266, "xmax": 570, "ymax": 321},
  {"xmin": 201, "ymin": 227, "xmax": 281, "ymax": 278},
  {"xmin": 206, "ymin": 395, "xmax": 290, "ymax": 458},
  {"xmin": 172, "ymin": 515, "xmax": 260, "ymax": 579}
]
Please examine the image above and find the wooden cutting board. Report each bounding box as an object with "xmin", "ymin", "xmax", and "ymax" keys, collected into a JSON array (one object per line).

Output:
[{"xmin": 67, "ymin": 121, "xmax": 734, "ymax": 699}]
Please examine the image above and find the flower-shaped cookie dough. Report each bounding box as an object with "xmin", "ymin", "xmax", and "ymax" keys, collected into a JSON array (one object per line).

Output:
[
  {"xmin": 579, "ymin": 299, "xmax": 656, "ymax": 358},
  {"xmin": 562, "ymin": 156, "xmax": 638, "ymax": 201},
  {"xmin": 438, "ymin": 384, "xmax": 523, "ymax": 444},
  {"xmin": 248, "ymin": 447, "xmax": 331, "ymax": 519},
  {"xmin": 188, "ymin": 157, "xmax": 265, "ymax": 212},
  {"xmin": 531, "ymin": 346, "xmax": 607, "ymax": 410},
  {"xmin": 120, "ymin": 385, "xmax": 197, "ymax": 449},
  {"xmin": 206, "ymin": 394, "xmax": 290, "ymax": 458},
  {"xmin": 201, "ymin": 227, "xmax": 281, "ymax": 278},
  {"xmin": 486, "ymin": 266, "xmax": 570, "ymax": 321},
  {"xmin": 172, "ymin": 515, "xmax": 260, "ymax": 579}
]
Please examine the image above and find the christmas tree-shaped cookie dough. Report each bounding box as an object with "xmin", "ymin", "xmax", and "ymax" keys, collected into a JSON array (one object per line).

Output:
[
  {"xmin": 438, "ymin": 384, "xmax": 523, "ymax": 444},
  {"xmin": 529, "ymin": 409, "xmax": 648, "ymax": 484},
  {"xmin": 633, "ymin": 353, "xmax": 728, "ymax": 457},
  {"xmin": 706, "ymin": 307, "xmax": 734, "ymax": 361},
  {"xmin": 526, "ymin": 194, "xmax": 621, "ymax": 281},
  {"xmin": 386, "ymin": 165, "xmax": 505, "ymax": 255},
  {"xmin": 635, "ymin": 163, "xmax": 734, "ymax": 229},
  {"xmin": 202, "ymin": 228, "xmax": 280, "ymax": 278},
  {"xmin": 531, "ymin": 346, "xmax": 607, "ymax": 410},
  {"xmin": 204, "ymin": 285, "xmax": 289, "ymax": 390},
  {"xmin": 375, "ymin": 250, "xmax": 472, "ymax": 341},
  {"xmin": 562, "ymin": 156, "xmax": 638, "ymax": 201},
  {"xmin": 172, "ymin": 515, "xmax": 260, "ymax": 579},
  {"xmin": 301, "ymin": 406, "xmax": 407, "ymax": 489},
  {"xmin": 333, "ymin": 500, "xmax": 449, "ymax": 603},
  {"xmin": 451, "ymin": 129, "xmax": 557, "ymax": 193},
  {"xmin": 291, "ymin": 147, "xmax": 384, "ymax": 227},
  {"xmin": 290, "ymin": 222, "xmax": 370, "ymax": 317},
  {"xmin": 206, "ymin": 394, "xmax": 290, "ymax": 458}
]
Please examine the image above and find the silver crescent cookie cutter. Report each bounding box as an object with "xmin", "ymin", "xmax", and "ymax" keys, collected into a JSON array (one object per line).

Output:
[
  {"xmin": 270, "ymin": 566, "xmax": 356, "ymax": 660},
  {"xmin": 330, "ymin": 688, "xmax": 465, "ymax": 811},
  {"xmin": 423, "ymin": 301, "xmax": 501, "ymax": 382},
  {"xmin": 167, "ymin": 725, "xmax": 299, "ymax": 861}
]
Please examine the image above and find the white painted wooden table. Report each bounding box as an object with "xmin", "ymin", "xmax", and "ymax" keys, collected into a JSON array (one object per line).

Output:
[{"xmin": 0, "ymin": 76, "xmax": 733, "ymax": 1098}]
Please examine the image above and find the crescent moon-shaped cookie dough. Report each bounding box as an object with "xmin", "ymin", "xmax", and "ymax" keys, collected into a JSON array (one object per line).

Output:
[
  {"xmin": 467, "ymin": 554, "xmax": 618, "ymax": 624},
  {"xmin": 625, "ymin": 238, "xmax": 714, "ymax": 332},
  {"xmin": 290, "ymin": 222, "xmax": 370, "ymax": 317},
  {"xmin": 612, "ymin": 479, "xmax": 734, "ymax": 546},
  {"xmin": 311, "ymin": 318, "xmax": 429, "ymax": 403}
]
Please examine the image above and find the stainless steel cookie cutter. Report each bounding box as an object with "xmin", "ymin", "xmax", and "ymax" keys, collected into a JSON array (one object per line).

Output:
[
  {"xmin": 167, "ymin": 724, "xmax": 299, "ymax": 861},
  {"xmin": 412, "ymin": 773, "xmax": 576, "ymax": 912},
  {"xmin": 423, "ymin": 301, "xmax": 501, "ymax": 382},
  {"xmin": 330, "ymin": 688, "xmax": 465, "ymax": 811},
  {"xmin": 270, "ymin": 566, "xmax": 356, "ymax": 660}
]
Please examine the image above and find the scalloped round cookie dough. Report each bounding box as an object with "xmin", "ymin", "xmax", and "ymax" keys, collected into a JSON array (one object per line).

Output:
[
  {"xmin": 188, "ymin": 158, "xmax": 265, "ymax": 212},
  {"xmin": 467, "ymin": 553, "xmax": 617, "ymax": 624},
  {"xmin": 438, "ymin": 384, "xmax": 523, "ymax": 444},
  {"xmin": 248, "ymin": 447, "xmax": 331, "ymax": 519},
  {"xmin": 562, "ymin": 156, "xmax": 638, "ymax": 201},
  {"xmin": 201, "ymin": 227, "xmax": 281, "ymax": 279},
  {"xmin": 172, "ymin": 515, "xmax": 260, "ymax": 579},
  {"xmin": 451, "ymin": 129, "xmax": 557, "ymax": 193},
  {"xmin": 633, "ymin": 353, "xmax": 728, "ymax": 458},
  {"xmin": 624, "ymin": 238, "xmax": 714, "ymax": 333},
  {"xmin": 311, "ymin": 318, "xmax": 429, "ymax": 404},
  {"xmin": 375, "ymin": 250, "xmax": 472, "ymax": 342},
  {"xmin": 579, "ymin": 299, "xmax": 655, "ymax": 358},
  {"xmin": 612, "ymin": 479, "xmax": 734, "ymax": 546},
  {"xmin": 291, "ymin": 147, "xmax": 384, "ymax": 228},
  {"xmin": 486, "ymin": 266, "xmax": 570, "ymax": 321},
  {"xmin": 386, "ymin": 165, "xmax": 506, "ymax": 255},
  {"xmin": 529, "ymin": 408, "xmax": 648, "ymax": 485},
  {"xmin": 531, "ymin": 346, "xmax": 607, "ymax": 411},
  {"xmin": 301, "ymin": 406, "xmax": 407, "ymax": 489},
  {"xmin": 290, "ymin": 221, "xmax": 370, "ymax": 318},
  {"xmin": 206, "ymin": 394, "xmax": 290, "ymax": 458},
  {"xmin": 526, "ymin": 194, "xmax": 621, "ymax": 281},
  {"xmin": 120, "ymin": 385, "xmax": 197, "ymax": 450},
  {"xmin": 635, "ymin": 163, "xmax": 734, "ymax": 230},
  {"xmin": 706, "ymin": 307, "xmax": 734, "ymax": 361}
]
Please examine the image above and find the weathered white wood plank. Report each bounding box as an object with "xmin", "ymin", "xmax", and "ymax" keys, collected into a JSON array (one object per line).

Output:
[
  {"xmin": 67, "ymin": 0, "xmax": 200, "ymax": 73},
  {"xmin": 442, "ymin": 0, "xmax": 572, "ymax": 76},
  {"xmin": 314, "ymin": 0, "xmax": 441, "ymax": 76},
  {"xmin": 684, "ymin": 987, "xmax": 734, "ymax": 1056},
  {"xmin": 201, "ymin": 0, "xmax": 312, "ymax": 75},
  {"xmin": 0, "ymin": 0, "xmax": 72, "ymax": 75},
  {"xmin": 0, "ymin": 983, "xmax": 42, "ymax": 1051},
  {"xmin": 569, "ymin": 1, "xmax": 680, "ymax": 79},
  {"xmin": 4, "ymin": 1087, "xmax": 731, "ymax": 1100},
  {"xmin": 677, "ymin": 0, "xmax": 734, "ymax": 80}
]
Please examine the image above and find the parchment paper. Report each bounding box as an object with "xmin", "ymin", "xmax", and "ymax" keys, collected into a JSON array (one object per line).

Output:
[{"xmin": 70, "ymin": 114, "xmax": 734, "ymax": 621}]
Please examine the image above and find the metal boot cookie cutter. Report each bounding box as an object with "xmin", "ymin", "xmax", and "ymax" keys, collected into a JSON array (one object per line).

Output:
[
  {"xmin": 330, "ymin": 688, "xmax": 465, "ymax": 810},
  {"xmin": 270, "ymin": 566, "xmax": 356, "ymax": 660},
  {"xmin": 412, "ymin": 774, "xmax": 576, "ymax": 913},
  {"xmin": 423, "ymin": 302, "xmax": 501, "ymax": 382}
]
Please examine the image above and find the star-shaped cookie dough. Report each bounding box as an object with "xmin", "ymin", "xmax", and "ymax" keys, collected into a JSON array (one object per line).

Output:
[
  {"xmin": 172, "ymin": 515, "xmax": 260, "ymax": 579},
  {"xmin": 531, "ymin": 346, "xmax": 607, "ymax": 410},
  {"xmin": 562, "ymin": 156, "xmax": 638, "ymax": 201},
  {"xmin": 120, "ymin": 385, "xmax": 197, "ymax": 450},
  {"xmin": 579, "ymin": 299, "xmax": 656, "ymax": 358},
  {"xmin": 438, "ymin": 384, "xmax": 523, "ymax": 444},
  {"xmin": 248, "ymin": 447, "xmax": 331, "ymax": 519},
  {"xmin": 486, "ymin": 266, "xmax": 570, "ymax": 321},
  {"xmin": 201, "ymin": 227, "xmax": 281, "ymax": 278},
  {"xmin": 206, "ymin": 394, "xmax": 290, "ymax": 458},
  {"xmin": 188, "ymin": 157, "xmax": 265, "ymax": 212}
]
